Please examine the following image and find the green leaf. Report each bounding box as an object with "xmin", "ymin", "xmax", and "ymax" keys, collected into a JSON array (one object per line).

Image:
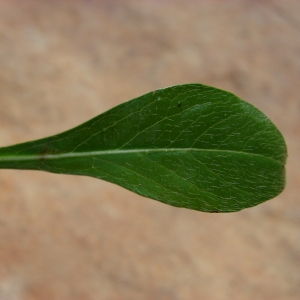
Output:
[{"xmin": 0, "ymin": 84, "xmax": 287, "ymax": 212}]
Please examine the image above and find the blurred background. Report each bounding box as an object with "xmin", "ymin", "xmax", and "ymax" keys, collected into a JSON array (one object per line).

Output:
[{"xmin": 0, "ymin": 0, "xmax": 299, "ymax": 299}]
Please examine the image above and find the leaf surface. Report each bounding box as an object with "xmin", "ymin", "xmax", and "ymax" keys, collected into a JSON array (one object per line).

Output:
[{"xmin": 0, "ymin": 84, "xmax": 287, "ymax": 212}]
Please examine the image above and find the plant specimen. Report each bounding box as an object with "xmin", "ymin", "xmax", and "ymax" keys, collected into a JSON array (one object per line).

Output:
[{"xmin": 0, "ymin": 84, "xmax": 287, "ymax": 212}]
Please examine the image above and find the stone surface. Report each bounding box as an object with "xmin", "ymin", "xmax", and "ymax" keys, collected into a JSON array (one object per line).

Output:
[{"xmin": 0, "ymin": 0, "xmax": 299, "ymax": 299}]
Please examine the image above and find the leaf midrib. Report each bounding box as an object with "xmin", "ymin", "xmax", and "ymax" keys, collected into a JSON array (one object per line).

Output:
[{"xmin": 0, "ymin": 148, "xmax": 281, "ymax": 164}]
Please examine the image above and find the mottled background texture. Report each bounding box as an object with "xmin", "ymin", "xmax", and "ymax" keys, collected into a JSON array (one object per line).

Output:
[{"xmin": 0, "ymin": 0, "xmax": 299, "ymax": 299}]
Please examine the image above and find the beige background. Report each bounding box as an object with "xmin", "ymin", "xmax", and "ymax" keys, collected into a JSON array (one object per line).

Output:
[{"xmin": 0, "ymin": 1, "xmax": 299, "ymax": 299}]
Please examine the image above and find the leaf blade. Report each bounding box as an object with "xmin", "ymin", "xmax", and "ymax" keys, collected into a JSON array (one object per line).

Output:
[{"xmin": 0, "ymin": 84, "xmax": 287, "ymax": 212}]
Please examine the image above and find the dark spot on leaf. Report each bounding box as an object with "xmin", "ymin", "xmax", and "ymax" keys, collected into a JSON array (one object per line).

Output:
[
  {"xmin": 178, "ymin": 102, "xmax": 181, "ymax": 107},
  {"xmin": 39, "ymin": 138, "xmax": 59, "ymax": 160}
]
